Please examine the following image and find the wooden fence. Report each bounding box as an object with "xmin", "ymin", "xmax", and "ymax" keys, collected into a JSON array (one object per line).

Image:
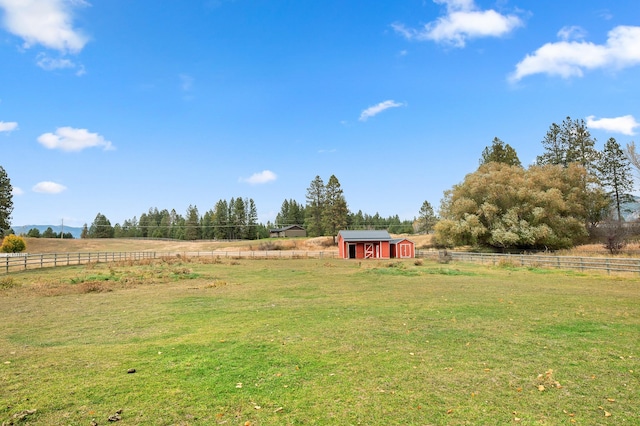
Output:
[
  {"xmin": 0, "ymin": 250, "xmax": 338, "ymax": 274},
  {"xmin": 3, "ymin": 249, "xmax": 640, "ymax": 275},
  {"xmin": 416, "ymin": 250, "xmax": 640, "ymax": 275}
]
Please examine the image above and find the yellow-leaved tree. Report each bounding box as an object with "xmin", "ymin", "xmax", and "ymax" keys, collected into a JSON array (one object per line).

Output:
[
  {"xmin": 1, "ymin": 234, "xmax": 26, "ymax": 253},
  {"xmin": 434, "ymin": 162, "xmax": 608, "ymax": 250}
]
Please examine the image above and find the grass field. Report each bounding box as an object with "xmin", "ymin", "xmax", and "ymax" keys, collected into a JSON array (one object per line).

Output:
[{"xmin": 1, "ymin": 254, "xmax": 638, "ymax": 425}]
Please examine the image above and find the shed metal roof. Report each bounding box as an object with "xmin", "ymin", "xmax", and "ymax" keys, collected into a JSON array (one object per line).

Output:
[{"xmin": 338, "ymin": 230, "xmax": 392, "ymax": 241}]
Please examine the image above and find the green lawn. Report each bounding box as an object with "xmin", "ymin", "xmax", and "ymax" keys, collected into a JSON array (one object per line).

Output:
[{"xmin": 1, "ymin": 257, "xmax": 638, "ymax": 425}]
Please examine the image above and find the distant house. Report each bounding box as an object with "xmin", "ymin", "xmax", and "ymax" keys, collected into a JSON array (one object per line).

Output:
[
  {"xmin": 337, "ymin": 230, "xmax": 415, "ymax": 259},
  {"xmin": 269, "ymin": 225, "xmax": 307, "ymax": 238}
]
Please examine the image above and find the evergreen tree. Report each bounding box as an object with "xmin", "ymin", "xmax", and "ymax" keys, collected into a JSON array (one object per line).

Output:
[
  {"xmin": 88, "ymin": 213, "xmax": 114, "ymax": 238},
  {"xmin": 246, "ymin": 198, "xmax": 259, "ymax": 239},
  {"xmin": 539, "ymin": 117, "xmax": 598, "ymax": 172},
  {"xmin": 42, "ymin": 227, "xmax": 56, "ymax": 238},
  {"xmin": 184, "ymin": 205, "xmax": 201, "ymax": 240},
  {"xmin": 598, "ymin": 137, "xmax": 635, "ymax": 221},
  {"xmin": 322, "ymin": 175, "xmax": 348, "ymax": 243},
  {"xmin": 212, "ymin": 199, "xmax": 229, "ymax": 240},
  {"xmin": 563, "ymin": 117, "xmax": 598, "ymax": 172},
  {"xmin": 417, "ymin": 200, "xmax": 437, "ymax": 233},
  {"xmin": 275, "ymin": 199, "xmax": 290, "ymax": 227},
  {"xmin": 0, "ymin": 165, "xmax": 13, "ymax": 236},
  {"xmin": 305, "ymin": 176, "xmax": 325, "ymax": 237},
  {"xmin": 536, "ymin": 122, "xmax": 565, "ymax": 166},
  {"xmin": 201, "ymin": 210, "xmax": 214, "ymax": 239},
  {"xmin": 480, "ymin": 137, "xmax": 521, "ymax": 167},
  {"xmin": 27, "ymin": 228, "xmax": 41, "ymax": 238},
  {"xmin": 159, "ymin": 211, "xmax": 171, "ymax": 238},
  {"xmin": 276, "ymin": 199, "xmax": 305, "ymax": 227}
]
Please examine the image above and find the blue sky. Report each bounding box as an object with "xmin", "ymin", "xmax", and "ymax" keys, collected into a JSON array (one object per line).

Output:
[{"xmin": 1, "ymin": 0, "xmax": 639, "ymax": 228}]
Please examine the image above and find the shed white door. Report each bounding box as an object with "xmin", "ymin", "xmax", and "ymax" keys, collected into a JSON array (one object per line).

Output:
[
  {"xmin": 399, "ymin": 243, "xmax": 411, "ymax": 258},
  {"xmin": 364, "ymin": 243, "xmax": 376, "ymax": 259}
]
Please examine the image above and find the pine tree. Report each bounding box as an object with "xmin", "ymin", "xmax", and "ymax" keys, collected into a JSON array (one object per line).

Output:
[
  {"xmin": 480, "ymin": 137, "xmax": 521, "ymax": 167},
  {"xmin": 0, "ymin": 165, "xmax": 13, "ymax": 236},
  {"xmin": 598, "ymin": 137, "xmax": 634, "ymax": 221},
  {"xmin": 231, "ymin": 197, "xmax": 246, "ymax": 239},
  {"xmin": 212, "ymin": 199, "xmax": 229, "ymax": 239},
  {"xmin": 185, "ymin": 205, "xmax": 201, "ymax": 240},
  {"xmin": 536, "ymin": 123, "xmax": 565, "ymax": 166},
  {"xmin": 305, "ymin": 176, "xmax": 325, "ymax": 237},
  {"xmin": 417, "ymin": 200, "xmax": 437, "ymax": 233},
  {"xmin": 322, "ymin": 175, "xmax": 348, "ymax": 243},
  {"xmin": 88, "ymin": 213, "xmax": 114, "ymax": 238},
  {"xmin": 563, "ymin": 117, "xmax": 598, "ymax": 172},
  {"xmin": 246, "ymin": 198, "xmax": 258, "ymax": 239}
]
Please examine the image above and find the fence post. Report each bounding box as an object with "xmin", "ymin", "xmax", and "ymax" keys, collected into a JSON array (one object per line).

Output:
[
  {"xmin": 5, "ymin": 256, "xmax": 8, "ymax": 273},
  {"xmin": 606, "ymin": 259, "xmax": 610, "ymax": 275}
]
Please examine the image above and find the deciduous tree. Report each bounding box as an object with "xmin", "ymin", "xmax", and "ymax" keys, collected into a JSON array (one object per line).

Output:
[
  {"xmin": 1, "ymin": 234, "xmax": 26, "ymax": 253},
  {"xmin": 434, "ymin": 162, "xmax": 595, "ymax": 250}
]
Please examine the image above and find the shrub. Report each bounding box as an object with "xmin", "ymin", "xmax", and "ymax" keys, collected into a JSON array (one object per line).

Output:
[
  {"xmin": 1, "ymin": 235, "xmax": 26, "ymax": 253},
  {"xmin": 0, "ymin": 276, "xmax": 18, "ymax": 289}
]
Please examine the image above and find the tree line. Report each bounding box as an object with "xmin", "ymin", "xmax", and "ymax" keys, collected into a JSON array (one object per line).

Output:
[
  {"xmin": 25, "ymin": 227, "xmax": 75, "ymax": 239},
  {"xmin": 80, "ymin": 177, "xmax": 421, "ymax": 241},
  {"xmin": 82, "ymin": 199, "xmax": 265, "ymax": 240}
]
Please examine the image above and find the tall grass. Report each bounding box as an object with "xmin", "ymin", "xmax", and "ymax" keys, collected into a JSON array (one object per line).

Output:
[{"xmin": 1, "ymin": 258, "xmax": 638, "ymax": 425}]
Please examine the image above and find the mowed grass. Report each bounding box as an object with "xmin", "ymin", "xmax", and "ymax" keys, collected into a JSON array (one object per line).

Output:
[{"xmin": 1, "ymin": 257, "xmax": 638, "ymax": 425}]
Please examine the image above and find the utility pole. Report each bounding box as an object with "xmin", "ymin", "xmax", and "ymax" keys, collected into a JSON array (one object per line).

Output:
[{"xmin": 61, "ymin": 219, "xmax": 64, "ymax": 239}]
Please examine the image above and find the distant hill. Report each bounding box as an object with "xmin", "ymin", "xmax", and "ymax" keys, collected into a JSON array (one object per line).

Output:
[
  {"xmin": 622, "ymin": 196, "xmax": 640, "ymax": 221},
  {"xmin": 13, "ymin": 225, "xmax": 83, "ymax": 239}
]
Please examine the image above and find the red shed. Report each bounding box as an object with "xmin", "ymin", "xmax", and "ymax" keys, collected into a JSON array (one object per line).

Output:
[
  {"xmin": 390, "ymin": 238, "xmax": 415, "ymax": 259},
  {"xmin": 337, "ymin": 230, "xmax": 415, "ymax": 259}
]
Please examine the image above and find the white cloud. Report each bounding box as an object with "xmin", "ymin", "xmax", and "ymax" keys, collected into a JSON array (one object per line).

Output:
[
  {"xmin": 0, "ymin": 121, "xmax": 18, "ymax": 132},
  {"xmin": 510, "ymin": 25, "xmax": 640, "ymax": 82},
  {"xmin": 557, "ymin": 25, "xmax": 587, "ymax": 42},
  {"xmin": 36, "ymin": 52, "xmax": 85, "ymax": 75},
  {"xmin": 240, "ymin": 170, "xmax": 277, "ymax": 185},
  {"xmin": 33, "ymin": 181, "xmax": 67, "ymax": 194},
  {"xmin": 37, "ymin": 127, "xmax": 114, "ymax": 152},
  {"xmin": 359, "ymin": 100, "xmax": 404, "ymax": 121},
  {"xmin": 586, "ymin": 115, "xmax": 639, "ymax": 136},
  {"xmin": 0, "ymin": 0, "xmax": 89, "ymax": 53},
  {"xmin": 12, "ymin": 187, "xmax": 24, "ymax": 196},
  {"xmin": 392, "ymin": 0, "xmax": 523, "ymax": 48}
]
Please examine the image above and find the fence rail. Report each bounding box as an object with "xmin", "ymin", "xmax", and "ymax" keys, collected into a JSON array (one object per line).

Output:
[
  {"xmin": 415, "ymin": 250, "xmax": 640, "ymax": 275},
  {"xmin": 1, "ymin": 250, "xmax": 339, "ymax": 274},
  {"xmin": 3, "ymin": 249, "xmax": 640, "ymax": 276}
]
